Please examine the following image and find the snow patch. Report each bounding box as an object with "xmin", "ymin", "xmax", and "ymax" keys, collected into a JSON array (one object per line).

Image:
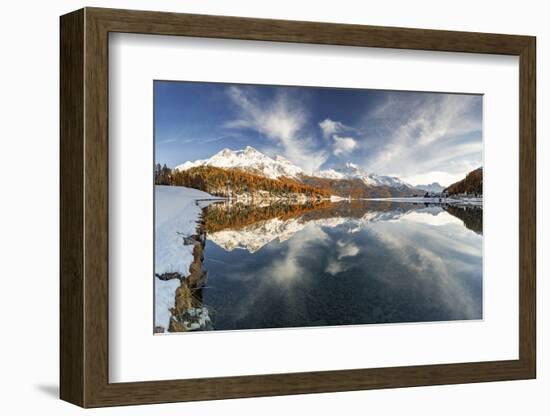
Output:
[
  {"xmin": 155, "ymin": 185, "xmax": 221, "ymax": 276},
  {"xmin": 154, "ymin": 277, "xmax": 180, "ymax": 330},
  {"xmin": 154, "ymin": 185, "xmax": 222, "ymax": 333}
]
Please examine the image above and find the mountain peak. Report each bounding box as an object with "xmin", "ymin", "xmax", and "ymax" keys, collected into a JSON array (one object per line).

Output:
[
  {"xmin": 215, "ymin": 148, "xmax": 234, "ymax": 157},
  {"xmin": 175, "ymin": 147, "xmax": 303, "ymax": 179},
  {"xmin": 315, "ymin": 163, "xmax": 411, "ymax": 189},
  {"xmin": 175, "ymin": 149, "xmax": 415, "ymax": 191},
  {"xmin": 243, "ymin": 145, "xmax": 260, "ymax": 154},
  {"xmin": 414, "ymin": 182, "xmax": 445, "ymax": 193}
]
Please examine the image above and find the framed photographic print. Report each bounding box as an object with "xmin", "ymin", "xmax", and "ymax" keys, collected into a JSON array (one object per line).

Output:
[{"xmin": 60, "ymin": 7, "xmax": 536, "ymax": 407}]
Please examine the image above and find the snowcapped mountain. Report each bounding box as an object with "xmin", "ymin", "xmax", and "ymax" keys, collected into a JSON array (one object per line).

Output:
[
  {"xmin": 316, "ymin": 162, "xmax": 413, "ymax": 189},
  {"xmin": 175, "ymin": 146, "xmax": 304, "ymax": 179},
  {"xmin": 415, "ymin": 182, "xmax": 445, "ymax": 193},
  {"xmin": 172, "ymin": 147, "xmax": 423, "ymax": 197},
  {"xmin": 175, "ymin": 148, "xmax": 414, "ymax": 189}
]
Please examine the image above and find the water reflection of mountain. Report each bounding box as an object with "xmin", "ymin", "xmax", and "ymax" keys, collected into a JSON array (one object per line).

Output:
[
  {"xmin": 205, "ymin": 200, "xmax": 483, "ymax": 253},
  {"xmin": 160, "ymin": 199, "xmax": 483, "ymax": 332}
]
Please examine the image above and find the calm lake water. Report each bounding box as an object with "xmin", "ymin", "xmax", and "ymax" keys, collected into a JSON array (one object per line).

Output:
[{"xmin": 183, "ymin": 200, "xmax": 483, "ymax": 332}]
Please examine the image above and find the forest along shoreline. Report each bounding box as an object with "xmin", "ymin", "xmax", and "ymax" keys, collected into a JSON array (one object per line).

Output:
[{"xmin": 154, "ymin": 152, "xmax": 483, "ymax": 206}]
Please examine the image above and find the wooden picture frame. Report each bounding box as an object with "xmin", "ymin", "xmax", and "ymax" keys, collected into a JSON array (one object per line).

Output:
[{"xmin": 60, "ymin": 7, "xmax": 536, "ymax": 408}]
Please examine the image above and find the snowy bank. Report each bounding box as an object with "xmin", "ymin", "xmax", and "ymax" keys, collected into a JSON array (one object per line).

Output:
[
  {"xmin": 154, "ymin": 278, "xmax": 180, "ymax": 332},
  {"xmin": 155, "ymin": 185, "xmax": 221, "ymax": 276},
  {"xmin": 154, "ymin": 185, "xmax": 222, "ymax": 330}
]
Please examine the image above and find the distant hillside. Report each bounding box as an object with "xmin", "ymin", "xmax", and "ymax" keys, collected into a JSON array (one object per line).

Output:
[
  {"xmin": 444, "ymin": 168, "xmax": 483, "ymax": 196},
  {"xmin": 300, "ymin": 175, "xmax": 417, "ymax": 198}
]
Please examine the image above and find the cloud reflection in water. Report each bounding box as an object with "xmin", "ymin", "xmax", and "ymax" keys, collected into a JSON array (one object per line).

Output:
[{"xmin": 200, "ymin": 201, "xmax": 482, "ymax": 331}]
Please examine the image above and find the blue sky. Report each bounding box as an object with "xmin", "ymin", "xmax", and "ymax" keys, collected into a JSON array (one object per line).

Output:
[{"xmin": 154, "ymin": 81, "xmax": 482, "ymax": 186}]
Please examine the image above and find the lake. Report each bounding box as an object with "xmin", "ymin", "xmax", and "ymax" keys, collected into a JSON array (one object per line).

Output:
[{"xmin": 168, "ymin": 199, "xmax": 483, "ymax": 332}]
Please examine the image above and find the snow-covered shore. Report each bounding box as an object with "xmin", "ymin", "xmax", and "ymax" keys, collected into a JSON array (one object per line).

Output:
[
  {"xmin": 363, "ymin": 196, "xmax": 483, "ymax": 206},
  {"xmin": 155, "ymin": 185, "xmax": 222, "ymax": 276},
  {"xmin": 154, "ymin": 185, "xmax": 223, "ymax": 330}
]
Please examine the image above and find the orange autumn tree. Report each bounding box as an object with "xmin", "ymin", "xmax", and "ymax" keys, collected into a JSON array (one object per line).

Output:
[{"xmin": 168, "ymin": 166, "xmax": 331, "ymax": 199}]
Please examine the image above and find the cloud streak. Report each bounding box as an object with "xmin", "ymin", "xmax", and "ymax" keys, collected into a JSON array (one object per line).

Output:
[
  {"xmin": 224, "ymin": 86, "xmax": 328, "ymax": 173},
  {"xmin": 360, "ymin": 93, "xmax": 482, "ymax": 186},
  {"xmin": 319, "ymin": 118, "xmax": 345, "ymax": 138},
  {"xmin": 332, "ymin": 135, "xmax": 358, "ymax": 156},
  {"xmin": 318, "ymin": 118, "xmax": 360, "ymax": 158}
]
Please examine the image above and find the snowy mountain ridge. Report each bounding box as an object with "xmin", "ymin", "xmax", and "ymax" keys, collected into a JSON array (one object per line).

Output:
[
  {"xmin": 315, "ymin": 162, "xmax": 413, "ymax": 189},
  {"xmin": 175, "ymin": 146, "xmax": 304, "ymax": 179},
  {"xmin": 175, "ymin": 147, "xmax": 414, "ymax": 189}
]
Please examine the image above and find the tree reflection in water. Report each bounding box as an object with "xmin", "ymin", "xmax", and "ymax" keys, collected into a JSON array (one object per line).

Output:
[{"xmin": 164, "ymin": 199, "xmax": 482, "ymax": 332}]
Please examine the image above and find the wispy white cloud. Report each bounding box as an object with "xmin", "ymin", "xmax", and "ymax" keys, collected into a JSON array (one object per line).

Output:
[
  {"xmin": 319, "ymin": 118, "xmax": 358, "ymax": 156},
  {"xmin": 361, "ymin": 93, "xmax": 482, "ymax": 186},
  {"xmin": 332, "ymin": 135, "xmax": 358, "ymax": 156},
  {"xmin": 319, "ymin": 119, "xmax": 360, "ymax": 157},
  {"xmin": 180, "ymin": 134, "xmax": 238, "ymax": 144},
  {"xmin": 158, "ymin": 138, "xmax": 177, "ymax": 144},
  {"xmin": 224, "ymin": 86, "xmax": 328, "ymax": 173},
  {"xmin": 319, "ymin": 118, "xmax": 358, "ymax": 138},
  {"xmin": 319, "ymin": 118, "xmax": 345, "ymax": 138}
]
